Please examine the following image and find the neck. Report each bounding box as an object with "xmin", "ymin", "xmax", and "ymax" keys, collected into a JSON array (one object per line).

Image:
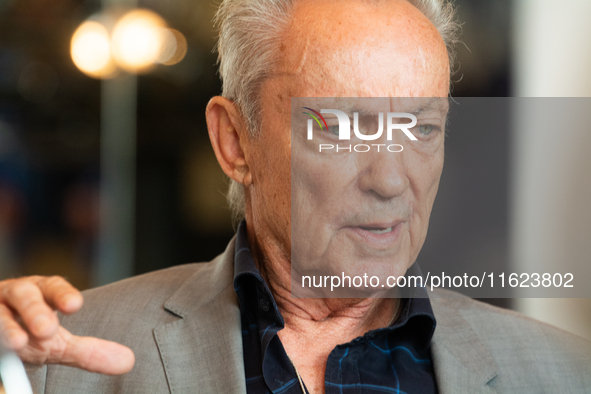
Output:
[
  {"xmin": 245, "ymin": 217, "xmax": 400, "ymax": 393},
  {"xmin": 245, "ymin": 217, "xmax": 399, "ymax": 329}
]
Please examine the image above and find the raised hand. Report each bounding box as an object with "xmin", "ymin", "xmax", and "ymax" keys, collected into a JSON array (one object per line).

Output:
[{"xmin": 0, "ymin": 276, "xmax": 135, "ymax": 375}]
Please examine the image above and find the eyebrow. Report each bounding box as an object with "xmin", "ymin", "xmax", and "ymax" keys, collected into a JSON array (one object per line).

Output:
[
  {"xmin": 326, "ymin": 98, "xmax": 449, "ymax": 117},
  {"xmin": 408, "ymin": 98, "xmax": 449, "ymax": 116},
  {"xmin": 301, "ymin": 97, "xmax": 450, "ymax": 120}
]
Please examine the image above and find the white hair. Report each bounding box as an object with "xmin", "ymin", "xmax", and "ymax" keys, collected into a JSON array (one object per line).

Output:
[{"xmin": 214, "ymin": 0, "xmax": 461, "ymax": 219}]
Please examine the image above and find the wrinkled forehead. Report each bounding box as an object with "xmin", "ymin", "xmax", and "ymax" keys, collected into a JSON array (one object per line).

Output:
[
  {"xmin": 295, "ymin": 97, "xmax": 450, "ymax": 116},
  {"xmin": 269, "ymin": 0, "xmax": 450, "ymax": 98}
]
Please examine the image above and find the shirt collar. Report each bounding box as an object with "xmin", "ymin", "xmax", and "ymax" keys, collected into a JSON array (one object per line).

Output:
[
  {"xmin": 233, "ymin": 219, "xmax": 436, "ymax": 346},
  {"xmin": 233, "ymin": 220, "xmax": 284, "ymax": 326}
]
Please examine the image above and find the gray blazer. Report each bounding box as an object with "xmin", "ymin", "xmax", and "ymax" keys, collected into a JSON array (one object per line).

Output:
[{"xmin": 26, "ymin": 237, "xmax": 591, "ymax": 393}]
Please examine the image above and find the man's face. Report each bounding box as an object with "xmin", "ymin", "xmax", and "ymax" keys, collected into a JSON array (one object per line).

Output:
[{"xmin": 244, "ymin": 0, "xmax": 450, "ymax": 292}]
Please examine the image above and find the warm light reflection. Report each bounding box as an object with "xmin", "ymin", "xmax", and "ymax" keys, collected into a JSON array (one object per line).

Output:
[
  {"xmin": 71, "ymin": 9, "xmax": 188, "ymax": 78},
  {"xmin": 111, "ymin": 9, "xmax": 167, "ymax": 73},
  {"xmin": 70, "ymin": 21, "xmax": 117, "ymax": 79},
  {"xmin": 158, "ymin": 28, "xmax": 188, "ymax": 66}
]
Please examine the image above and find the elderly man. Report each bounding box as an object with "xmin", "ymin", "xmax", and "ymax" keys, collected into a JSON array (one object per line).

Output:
[{"xmin": 1, "ymin": 0, "xmax": 590, "ymax": 393}]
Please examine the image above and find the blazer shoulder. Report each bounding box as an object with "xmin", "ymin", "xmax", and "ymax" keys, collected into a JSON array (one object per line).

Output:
[
  {"xmin": 63, "ymin": 255, "xmax": 230, "ymax": 333},
  {"xmin": 431, "ymin": 289, "xmax": 591, "ymax": 389},
  {"xmin": 82, "ymin": 262, "xmax": 207, "ymax": 301},
  {"xmin": 432, "ymin": 289, "xmax": 590, "ymax": 348}
]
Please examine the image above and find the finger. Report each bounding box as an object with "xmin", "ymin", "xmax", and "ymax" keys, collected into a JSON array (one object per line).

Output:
[
  {"xmin": 33, "ymin": 276, "xmax": 83, "ymax": 315},
  {"xmin": 0, "ymin": 304, "xmax": 28, "ymax": 350},
  {"xmin": 59, "ymin": 333, "xmax": 135, "ymax": 375},
  {"xmin": 1, "ymin": 280, "xmax": 59, "ymax": 339}
]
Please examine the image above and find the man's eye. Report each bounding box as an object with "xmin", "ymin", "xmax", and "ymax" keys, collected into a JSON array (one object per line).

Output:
[
  {"xmin": 418, "ymin": 125, "xmax": 435, "ymax": 135},
  {"xmin": 327, "ymin": 125, "xmax": 340, "ymax": 135}
]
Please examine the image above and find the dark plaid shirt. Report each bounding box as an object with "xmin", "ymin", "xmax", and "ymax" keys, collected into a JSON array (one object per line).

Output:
[{"xmin": 233, "ymin": 220, "xmax": 438, "ymax": 394}]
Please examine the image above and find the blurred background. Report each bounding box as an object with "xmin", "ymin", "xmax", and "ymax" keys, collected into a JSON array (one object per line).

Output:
[{"xmin": 0, "ymin": 0, "xmax": 590, "ymax": 340}]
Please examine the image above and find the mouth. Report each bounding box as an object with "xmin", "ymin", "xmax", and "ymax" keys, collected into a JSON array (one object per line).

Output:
[
  {"xmin": 345, "ymin": 221, "xmax": 404, "ymax": 246},
  {"xmin": 358, "ymin": 226, "xmax": 393, "ymax": 235}
]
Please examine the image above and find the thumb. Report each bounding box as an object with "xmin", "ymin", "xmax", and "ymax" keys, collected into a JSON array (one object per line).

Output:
[{"xmin": 52, "ymin": 329, "xmax": 135, "ymax": 375}]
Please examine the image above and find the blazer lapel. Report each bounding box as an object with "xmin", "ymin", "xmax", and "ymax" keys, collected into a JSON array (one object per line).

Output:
[
  {"xmin": 152, "ymin": 241, "xmax": 499, "ymax": 394},
  {"xmin": 154, "ymin": 237, "xmax": 246, "ymax": 393},
  {"xmin": 430, "ymin": 294, "xmax": 499, "ymax": 394}
]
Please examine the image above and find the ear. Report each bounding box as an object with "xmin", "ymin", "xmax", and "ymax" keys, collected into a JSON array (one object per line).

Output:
[{"xmin": 206, "ymin": 96, "xmax": 253, "ymax": 187}]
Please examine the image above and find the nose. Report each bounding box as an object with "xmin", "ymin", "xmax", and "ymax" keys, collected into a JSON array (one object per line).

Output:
[{"xmin": 357, "ymin": 145, "xmax": 409, "ymax": 199}]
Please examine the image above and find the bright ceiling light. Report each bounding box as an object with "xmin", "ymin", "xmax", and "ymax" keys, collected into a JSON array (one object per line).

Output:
[
  {"xmin": 71, "ymin": 9, "xmax": 187, "ymax": 78},
  {"xmin": 110, "ymin": 9, "xmax": 167, "ymax": 73},
  {"xmin": 70, "ymin": 21, "xmax": 117, "ymax": 79}
]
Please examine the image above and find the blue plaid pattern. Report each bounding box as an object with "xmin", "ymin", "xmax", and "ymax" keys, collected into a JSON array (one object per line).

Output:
[{"xmin": 234, "ymin": 220, "xmax": 438, "ymax": 394}]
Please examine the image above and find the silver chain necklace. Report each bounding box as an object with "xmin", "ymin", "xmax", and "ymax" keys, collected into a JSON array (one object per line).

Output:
[
  {"xmin": 286, "ymin": 299, "xmax": 401, "ymax": 394},
  {"xmin": 286, "ymin": 353, "xmax": 308, "ymax": 394}
]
